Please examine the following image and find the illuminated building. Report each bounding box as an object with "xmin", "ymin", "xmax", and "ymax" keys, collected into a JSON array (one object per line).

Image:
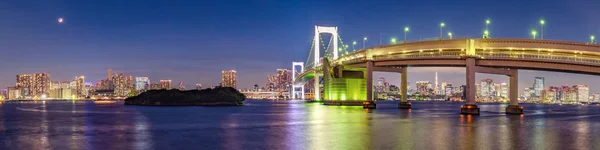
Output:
[
  {"xmin": 434, "ymin": 72, "xmax": 439, "ymax": 95},
  {"xmin": 533, "ymin": 77, "xmax": 545, "ymax": 97},
  {"xmin": 416, "ymin": 81, "xmax": 430, "ymax": 96},
  {"xmin": 7, "ymin": 87, "xmax": 21, "ymax": 100},
  {"xmin": 264, "ymin": 69, "xmax": 292, "ymax": 91},
  {"xmin": 441, "ymin": 82, "xmax": 447, "ymax": 96},
  {"xmin": 159, "ymin": 80, "xmax": 172, "ymax": 89},
  {"xmin": 196, "ymin": 84, "xmax": 202, "ymax": 90},
  {"xmin": 222, "ymin": 70, "xmax": 237, "ymax": 88},
  {"xmin": 592, "ymin": 93, "xmax": 600, "ymax": 103},
  {"xmin": 16, "ymin": 73, "xmax": 50, "ymax": 97},
  {"xmin": 444, "ymin": 83, "xmax": 453, "ymax": 96},
  {"xmin": 576, "ymin": 84, "xmax": 589, "ymax": 103},
  {"xmin": 16, "ymin": 74, "xmax": 32, "ymax": 96},
  {"xmin": 126, "ymin": 76, "xmax": 134, "ymax": 92},
  {"xmin": 112, "ymin": 73, "xmax": 127, "ymax": 96},
  {"xmin": 108, "ymin": 68, "xmax": 112, "ymax": 79},
  {"xmin": 135, "ymin": 77, "xmax": 150, "ymax": 91},
  {"xmin": 564, "ymin": 87, "xmax": 578, "ymax": 103},
  {"xmin": 549, "ymin": 86, "xmax": 562, "ymax": 103},
  {"xmin": 479, "ymin": 78, "xmax": 493, "ymax": 98},
  {"xmin": 541, "ymin": 89, "xmax": 556, "ymax": 103},
  {"xmin": 49, "ymin": 88, "xmax": 76, "ymax": 99},
  {"xmin": 76, "ymin": 76, "xmax": 85, "ymax": 98},
  {"xmin": 500, "ymin": 83, "xmax": 508, "ymax": 99}
]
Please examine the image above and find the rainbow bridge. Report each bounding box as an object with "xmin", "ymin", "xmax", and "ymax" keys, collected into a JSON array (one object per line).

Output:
[{"xmin": 292, "ymin": 26, "xmax": 600, "ymax": 115}]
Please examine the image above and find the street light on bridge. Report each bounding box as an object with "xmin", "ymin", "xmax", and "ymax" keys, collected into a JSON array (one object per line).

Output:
[
  {"xmin": 591, "ymin": 35, "xmax": 595, "ymax": 44},
  {"xmin": 531, "ymin": 30, "xmax": 538, "ymax": 39},
  {"xmin": 540, "ymin": 20, "xmax": 545, "ymax": 39},
  {"xmin": 363, "ymin": 37, "xmax": 367, "ymax": 49},
  {"xmin": 448, "ymin": 32, "xmax": 453, "ymax": 40},
  {"xmin": 440, "ymin": 22, "xmax": 445, "ymax": 40},
  {"xmin": 404, "ymin": 27, "xmax": 409, "ymax": 43},
  {"xmin": 391, "ymin": 38, "xmax": 397, "ymax": 44},
  {"xmin": 485, "ymin": 19, "xmax": 491, "ymax": 38},
  {"xmin": 352, "ymin": 41, "xmax": 357, "ymax": 51},
  {"xmin": 484, "ymin": 30, "xmax": 489, "ymax": 38}
]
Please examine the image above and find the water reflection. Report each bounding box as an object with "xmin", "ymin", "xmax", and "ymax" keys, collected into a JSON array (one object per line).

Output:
[
  {"xmin": 133, "ymin": 114, "xmax": 151, "ymax": 150},
  {"xmin": 0, "ymin": 100, "xmax": 599, "ymax": 149}
]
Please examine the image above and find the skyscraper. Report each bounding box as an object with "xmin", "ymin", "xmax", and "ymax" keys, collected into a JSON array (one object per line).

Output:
[
  {"xmin": 113, "ymin": 73, "xmax": 127, "ymax": 96},
  {"xmin": 434, "ymin": 72, "xmax": 439, "ymax": 95},
  {"xmin": 135, "ymin": 77, "xmax": 150, "ymax": 91},
  {"xmin": 222, "ymin": 70, "xmax": 237, "ymax": 88},
  {"xmin": 108, "ymin": 68, "xmax": 113, "ymax": 79},
  {"xmin": 76, "ymin": 76, "xmax": 85, "ymax": 98},
  {"xmin": 533, "ymin": 77, "xmax": 545, "ymax": 97}
]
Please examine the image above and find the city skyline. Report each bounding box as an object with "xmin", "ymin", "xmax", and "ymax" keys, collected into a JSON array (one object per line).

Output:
[{"xmin": 1, "ymin": 0, "xmax": 599, "ymax": 93}]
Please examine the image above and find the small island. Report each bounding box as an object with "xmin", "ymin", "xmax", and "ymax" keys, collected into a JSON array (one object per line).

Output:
[{"xmin": 124, "ymin": 87, "xmax": 245, "ymax": 106}]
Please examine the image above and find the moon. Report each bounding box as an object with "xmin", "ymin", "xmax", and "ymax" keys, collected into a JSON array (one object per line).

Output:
[{"xmin": 58, "ymin": 17, "xmax": 64, "ymax": 23}]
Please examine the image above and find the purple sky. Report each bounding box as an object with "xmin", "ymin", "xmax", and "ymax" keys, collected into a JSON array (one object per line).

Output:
[{"xmin": 0, "ymin": 0, "xmax": 599, "ymax": 93}]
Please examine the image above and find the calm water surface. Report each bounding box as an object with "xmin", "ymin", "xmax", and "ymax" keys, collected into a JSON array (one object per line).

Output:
[{"xmin": 1, "ymin": 100, "xmax": 600, "ymax": 150}]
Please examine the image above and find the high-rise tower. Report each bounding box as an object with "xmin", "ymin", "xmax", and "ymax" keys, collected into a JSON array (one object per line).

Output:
[
  {"xmin": 434, "ymin": 72, "xmax": 439, "ymax": 95},
  {"xmin": 108, "ymin": 68, "xmax": 113, "ymax": 79}
]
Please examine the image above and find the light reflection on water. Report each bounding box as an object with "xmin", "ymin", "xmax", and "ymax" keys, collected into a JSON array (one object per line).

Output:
[{"xmin": 0, "ymin": 100, "xmax": 600, "ymax": 149}]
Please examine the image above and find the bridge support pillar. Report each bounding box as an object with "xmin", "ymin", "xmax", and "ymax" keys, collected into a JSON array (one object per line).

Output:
[
  {"xmin": 364, "ymin": 61, "xmax": 376, "ymax": 109},
  {"xmin": 314, "ymin": 72, "xmax": 320, "ymax": 101},
  {"xmin": 506, "ymin": 70, "xmax": 523, "ymax": 114},
  {"xmin": 461, "ymin": 58, "xmax": 480, "ymax": 115},
  {"xmin": 398, "ymin": 67, "xmax": 411, "ymax": 109}
]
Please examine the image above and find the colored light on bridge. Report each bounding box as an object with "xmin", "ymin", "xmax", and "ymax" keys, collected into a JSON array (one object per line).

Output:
[
  {"xmin": 363, "ymin": 37, "xmax": 367, "ymax": 40},
  {"xmin": 404, "ymin": 27, "xmax": 409, "ymax": 32},
  {"xmin": 440, "ymin": 23, "xmax": 445, "ymax": 27},
  {"xmin": 353, "ymin": 41, "xmax": 357, "ymax": 45},
  {"xmin": 486, "ymin": 19, "xmax": 490, "ymax": 24},
  {"xmin": 540, "ymin": 20, "xmax": 545, "ymax": 25}
]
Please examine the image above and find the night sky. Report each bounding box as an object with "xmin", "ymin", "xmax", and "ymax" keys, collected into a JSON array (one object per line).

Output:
[{"xmin": 1, "ymin": 0, "xmax": 599, "ymax": 94}]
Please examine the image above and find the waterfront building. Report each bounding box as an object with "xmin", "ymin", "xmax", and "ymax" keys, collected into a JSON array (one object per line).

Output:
[
  {"xmin": 16, "ymin": 73, "xmax": 50, "ymax": 97},
  {"xmin": 7, "ymin": 87, "xmax": 21, "ymax": 100},
  {"xmin": 576, "ymin": 84, "xmax": 589, "ymax": 103}
]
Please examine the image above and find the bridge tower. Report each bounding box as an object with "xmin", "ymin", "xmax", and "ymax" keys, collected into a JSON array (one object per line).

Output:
[
  {"xmin": 313, "ymin": 26, "xmax": 339, "ymax": 100},
  {"xmin": 292, "ymin": 62, "xmax": 305, "ymax": 99}
]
